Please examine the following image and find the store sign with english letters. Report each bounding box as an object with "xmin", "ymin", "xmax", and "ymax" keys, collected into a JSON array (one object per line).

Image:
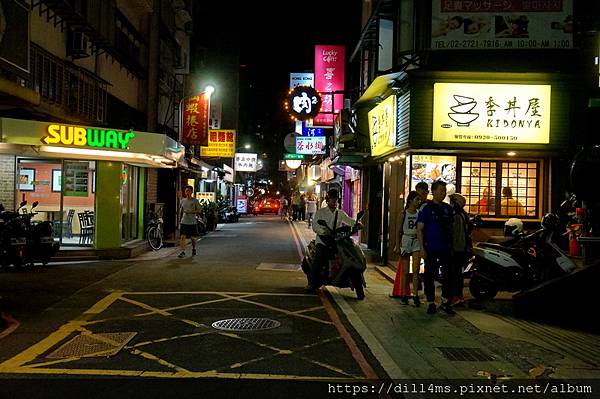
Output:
[
  {"xmin": 433, "ymin": 83, "xmax": 551, "ymax": 144},
  {"xmin": 43, "ymin": 124, "xmax": 136, "ymax": 150}
]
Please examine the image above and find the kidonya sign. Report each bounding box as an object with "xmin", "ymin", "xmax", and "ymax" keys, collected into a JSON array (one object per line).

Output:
[
  {"xmin": 432, "ymin": 83, "xmax": 551, "ymax": 144},
  {"xmin": 43, "ymin": 124, "xmax": 136, "ymax": 149}
]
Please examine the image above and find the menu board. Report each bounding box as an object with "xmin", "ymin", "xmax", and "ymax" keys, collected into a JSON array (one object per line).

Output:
[
  {"xmin": 63, "ymin": 161, "xmax": 89, "ymax": 197},
  {"xmin": 410, "ymin": 155, "xmax": 457, "ymax": 191}
]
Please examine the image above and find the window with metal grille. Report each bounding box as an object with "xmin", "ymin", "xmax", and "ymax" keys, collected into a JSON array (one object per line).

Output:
[
  {"xmin": 30, "ymin": 44, "xmax": 108, "ymax": 124},
  {"xmin": 461, "ymin": 160, "xmax": 539, "ymax": 219}
]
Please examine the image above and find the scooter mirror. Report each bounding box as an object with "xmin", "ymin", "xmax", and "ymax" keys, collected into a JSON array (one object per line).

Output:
[
  {"xmin": 32, "ymin": 201, "xmax": 39, "ymax": 208},
  {"xmin": 317, "ymin": 220, "xmax": 328, "ymax": 227},
  {"xmin": 20, "ymin": 200, "xmax": 27, "ymax": 207}
]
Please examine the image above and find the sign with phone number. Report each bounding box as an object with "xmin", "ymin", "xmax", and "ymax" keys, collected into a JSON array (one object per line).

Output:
[{"xmin": 432, "ymin": 38, "xmax": 571, "ymax": 50}]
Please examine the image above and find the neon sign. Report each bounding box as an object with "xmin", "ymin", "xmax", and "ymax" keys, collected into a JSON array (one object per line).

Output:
[{"xmin": 43, "ymin": 124, "xmax": 136, "ymax": 149}]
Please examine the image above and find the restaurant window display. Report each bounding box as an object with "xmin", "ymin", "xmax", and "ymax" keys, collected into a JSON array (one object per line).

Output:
[
  {"xmin": 16, "ymin": 159, "xmax": 96, "ymax": 246},
  {"xmin": 461, "ymin": 160, "xmax": 539, "ymax": 219},
  {"xmin": 410, "ymin": 155, "xmax": 457, "ymax": 192}
]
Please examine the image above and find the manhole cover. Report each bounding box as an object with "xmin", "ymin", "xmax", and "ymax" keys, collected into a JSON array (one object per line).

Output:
[
  {"xmin": 212, "ymin": 318, "xmax": 281, "ymax": 331},
  {"xmin": 436, "ymin": 347, "xmax": 495, "ymax": 362},
  {"xmin": 47, "ymin": 332, "xmax": 137, "ymax": 359}
]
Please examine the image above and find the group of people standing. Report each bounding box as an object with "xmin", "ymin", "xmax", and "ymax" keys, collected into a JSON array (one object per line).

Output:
[
  {"xmin": 280, "ymin": 193, "xmax": 320, "ymax": 228},
  {"xmin": 392, "ymin": 181, "xmax": 473, "ymax": 315}
]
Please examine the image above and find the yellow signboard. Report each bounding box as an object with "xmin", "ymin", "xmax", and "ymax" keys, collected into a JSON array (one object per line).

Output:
[
  {"xmin": 368, "ymin": 95, "xmax": 397, "ymax": 156},
  {"xmin": 433, "ymin": 83, "xmax": 551, "ymax": 144},
  {"xmin": 200, "ymin": 129, "xmax": 235, "ymax": 158}
]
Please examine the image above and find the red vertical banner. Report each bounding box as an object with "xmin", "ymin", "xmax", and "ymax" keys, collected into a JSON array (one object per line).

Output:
[
  {"xmin": 181, "ymin": 93, "xmax": 209, "ymax": 146},
  {"xmin": 314, "ymin": 45, "xmax": 345, "ymax": 126}
]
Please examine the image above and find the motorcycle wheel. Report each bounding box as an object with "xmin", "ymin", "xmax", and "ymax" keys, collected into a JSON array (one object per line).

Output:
[{"xmin": 469, "ymin": 275, "xmax": 498, "ymax": 301}]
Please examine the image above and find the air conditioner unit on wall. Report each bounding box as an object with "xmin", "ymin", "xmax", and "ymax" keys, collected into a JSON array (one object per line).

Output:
[{"xmin": 67, "ymin": 30, "xmax": 90, "ymax": 59}]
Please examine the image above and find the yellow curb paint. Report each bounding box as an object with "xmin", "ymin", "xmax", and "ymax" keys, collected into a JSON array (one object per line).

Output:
[{"xmin": 132, "ymin": 331, "xmax": 214, "ymax": 348}]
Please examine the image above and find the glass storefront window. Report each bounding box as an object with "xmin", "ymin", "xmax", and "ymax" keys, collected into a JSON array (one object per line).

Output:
[
  {"xmin": 461, "ymin": 160, "xmax": 539, "ymax": 219},
  {"xmin": 16, "ymin": 159, "xmax": 96, "ymax": 246}
]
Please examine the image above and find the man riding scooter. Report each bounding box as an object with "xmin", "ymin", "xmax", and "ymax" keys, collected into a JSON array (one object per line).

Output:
[{"xmin": 307, "ymin": 189, "xmax": 363, "ymax": 297}]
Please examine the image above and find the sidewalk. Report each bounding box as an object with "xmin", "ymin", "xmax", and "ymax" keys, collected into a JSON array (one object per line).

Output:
[{"xmin": 289, "ymin": 219, "xmax": 600, "ymax": 380}]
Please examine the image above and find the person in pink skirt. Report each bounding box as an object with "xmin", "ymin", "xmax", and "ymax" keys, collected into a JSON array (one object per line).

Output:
[{"xmin": 391, "ymin": 191, "xmax": 422, "ymax": 306}]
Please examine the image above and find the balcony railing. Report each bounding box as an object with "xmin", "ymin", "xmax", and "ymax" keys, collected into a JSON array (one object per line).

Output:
[{"xmin": 29, "ymin": 44, "xmax": 108, "ymax": 123}]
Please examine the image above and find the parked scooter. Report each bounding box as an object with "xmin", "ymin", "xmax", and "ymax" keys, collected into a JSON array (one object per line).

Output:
[
  {"xmin": 0, "ymin": 201, "xmax": 29, "ymax": 268},
  {"xmin": 0, "ymin": 201, "xmax": 59, "ymax": 268},
  {"xmin": 301, "ymin": 210, "xmax": 367, "ymax": 299},
  {"xmin": 465, "ymin": 198, "xmax": 577, "ymax": 300},
  {"xmin": 23, "ymin": 202, "xmax": 59, "ymax": 266}
]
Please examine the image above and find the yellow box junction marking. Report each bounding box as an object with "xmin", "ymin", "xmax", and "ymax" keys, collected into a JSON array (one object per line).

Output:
[{"xmin": 0, "ymin": 291, "xmax": 365, "ymax": 381}]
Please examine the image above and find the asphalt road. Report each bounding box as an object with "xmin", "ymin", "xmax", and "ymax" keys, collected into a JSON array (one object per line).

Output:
[{"xmin": 0, "ymin": 215, "xmax": 386, "ymax": 399}]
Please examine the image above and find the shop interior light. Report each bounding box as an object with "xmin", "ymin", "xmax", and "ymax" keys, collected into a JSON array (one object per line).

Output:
[
  {"xmin": 40, "ymin": 146, "xmax": 176, "ymax": 168},
  {"xmin": 507, "ymin": 151, "xmax": 517, "ymax": 156}
]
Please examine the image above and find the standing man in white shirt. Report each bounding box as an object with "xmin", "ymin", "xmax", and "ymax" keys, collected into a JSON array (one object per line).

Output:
[
  {"xmin": 309, "ymin": 189, "xmax": 356, "ymax": 292},
  {"xmin": 178, "ymin": 185, "xmax": 201, "ymax": 258}
]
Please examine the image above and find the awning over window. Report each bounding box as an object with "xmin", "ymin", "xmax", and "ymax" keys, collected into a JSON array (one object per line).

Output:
[{"xmin": 354, "ymin": 72, "xmax": 405, "ymax": 108}]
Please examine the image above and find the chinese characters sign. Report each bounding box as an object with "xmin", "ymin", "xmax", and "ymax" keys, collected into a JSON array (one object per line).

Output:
[
  {"xmin": 368, "ymin": 95, "xmax": 398, "ymax": 156},
  {"xmin": 431, "ymin": 0, "xmax": 573, "ymax": 50},
  {"xmin": 235, "ymin": 153, "xmax": 257, "ymax": 172},
  {"xmin": 181, "ymin": 93, "xmax": 209, "ymax": 145},
  {"xmin": 285, "ymin": 86, "xmax": 322, "ymax": 121},
  {"xmin": 314, "ymin": 45, "xmax": 345, "ymax": 126},
  {"xmin": 200, "ymin": 129, "xmax": 235, "ymax": 158},
  {"xmin": 296, "ymin": 136, "xmax": 326, "ymax": 155},
  {"xmin": 433, "ymin": 83, "xmax": 551, "ymax": 144}
]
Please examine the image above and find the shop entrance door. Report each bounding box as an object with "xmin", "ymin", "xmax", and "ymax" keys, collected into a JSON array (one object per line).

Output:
[
  {"xmin": 16, "ymin": 158, "xmax": 96, "ymax": 247},
  {"xmin": 121, "ymin": 164, "xmax": 139, "ymax": 242}
]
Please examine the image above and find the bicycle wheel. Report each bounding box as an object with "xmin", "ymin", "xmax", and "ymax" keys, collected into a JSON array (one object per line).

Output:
[{"xmin": 147, "ymin": 226, "xmax": 163, "ymax": 250}]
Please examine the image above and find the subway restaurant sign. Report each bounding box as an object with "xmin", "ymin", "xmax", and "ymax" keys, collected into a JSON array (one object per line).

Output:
[
  {"xmin": 43, "ymin": 124, "xmax": 136, "ymax": 149},
  {"xmin": 433, "ymin": 83, "xmax": 551, "ymax": 144}
]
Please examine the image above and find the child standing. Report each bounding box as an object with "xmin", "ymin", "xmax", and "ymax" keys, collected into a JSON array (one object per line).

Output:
[{"xmin": 391, "ymin": 191, "xmax": 422, "ymax": 306}]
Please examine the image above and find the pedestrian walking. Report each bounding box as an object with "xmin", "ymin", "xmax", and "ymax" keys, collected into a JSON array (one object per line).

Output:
[
  {"xmin": 448, "ymin": 193, "xmax": 473, "ymax": 307},
  {"xmin": 391, "ymin": 191, "xmax": 422, "ymax": 306},
  {"xmin": 298, "ymin": 194, "xmax": 306, "ymax": 221},
  {"xmin": 417, "ymin": 181, "xmax": 455, "ymax": 315},
  {"xmin": 306, "ymin": 194, "xmax": 317, "ymax": 228},
  {"xmin": 179, "ymin": 185, "xmax": 201, "ymax": 258},
  {"xmin": 291, "ymin": 192, "xmax": 300, "ymax": 221}
]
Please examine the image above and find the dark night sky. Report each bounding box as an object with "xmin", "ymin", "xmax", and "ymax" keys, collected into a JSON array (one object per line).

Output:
[{"xmin": 196, "ymin": 1, "xmax": 363, "ymax": 182}]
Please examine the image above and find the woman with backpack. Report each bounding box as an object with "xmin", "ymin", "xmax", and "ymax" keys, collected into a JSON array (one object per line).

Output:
[{"xmin": 448, "ymin": 193, "xmax": 473, "ymax": 307}]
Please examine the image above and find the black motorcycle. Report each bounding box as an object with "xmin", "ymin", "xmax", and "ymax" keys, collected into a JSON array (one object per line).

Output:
[
  {"xmin": 301, "ymin": 210, "xmax": 367, "ymax": 299},
  {"xmin": 0, "ymin": 201, "xmax": 59, "ymax": 268}
]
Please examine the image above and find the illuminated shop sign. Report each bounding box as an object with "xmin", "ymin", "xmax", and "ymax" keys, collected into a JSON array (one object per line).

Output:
[
  {"xmin": 302, "ymin": 126, "xmax": 325, "ymax": 137},
  {"xmin": 296, "ymin": 136, "xmax": 326, "ymax": 155},
  {"xmin": 285, "ymin": 86, "xmax": 322, "ymax": 121},
  {"xmin": 433, "ymin": 83, "xmax": 551, "ymax": 144},
  {"xmin": 368, "ymin": 95, "xmax": 397, "ymax": 156},
  {"xmin": 43, "ymin": 124, "xmax": 136, "ymax": 149}
]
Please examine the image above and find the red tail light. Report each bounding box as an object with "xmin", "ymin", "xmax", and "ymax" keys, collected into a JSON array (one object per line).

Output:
[{"xmin": 275, "ymin": 204, "xmax": 279, "ymax": 208}]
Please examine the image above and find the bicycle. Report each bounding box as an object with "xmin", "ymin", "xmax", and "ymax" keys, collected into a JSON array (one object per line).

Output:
[{"xmin": 147, "ymin": 207, "xmax": 164, "ymax": 250}]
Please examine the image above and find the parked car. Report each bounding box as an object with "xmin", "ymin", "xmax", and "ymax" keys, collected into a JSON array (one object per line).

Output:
[{"xmin": 254, "ymin": 199, "xmax": 280, "ymax": 215}]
